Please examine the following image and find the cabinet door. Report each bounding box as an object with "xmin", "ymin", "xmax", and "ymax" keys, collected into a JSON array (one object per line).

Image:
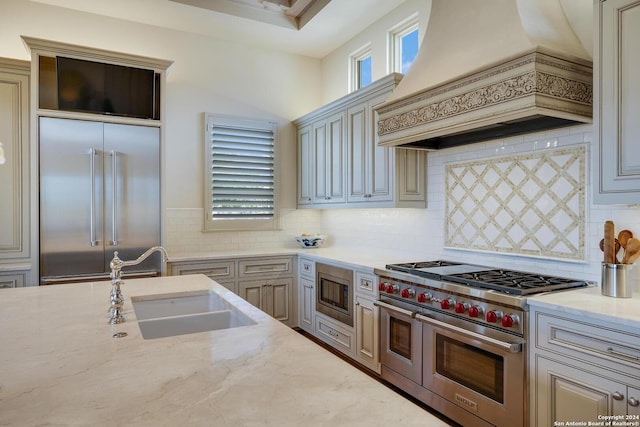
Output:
[
  {"xmin": 238, "ymin": 280, "xmax": 265, "ymax": 311},
  {"xmin": 367, "ymin": 93, "xmax": 393, "ymax": 202},
  {"xmin": 355, "ymin": 294, "xmax": 379, "ymax": 373},
  {"xmin": 268, "ymin": 278, "xmax": 291, "ymax": 322},
  {"xmin": 347, "ymin": 96, "xmax": 392, "ymax": 203},
  {"xmin": 298, "ymin": 276, "xmax": 315, "ymax": 333},
  {"xmin": 297, "ymin": 125, "xmax": 313, "ymax": 205},
  {"xmin": 595, "ymin": 0, "xmax": 640, "ymax": 203},
  {"xmin": 534, "ymin": 356, "xmax": 628, "ymax": 425},
  {"xmin": 629, "ymin": 387, "xmax": 640, "ymax": 416},
  {"xmin": 0, "ymin": 63, "xmax": 29, "ymax": 261},
  {"xmin": 313, "ymin": 112, "xmax": 346, "ymax": 204},
  {"xmin": 346, "ymin": 100, "xmax": 368, "ymax": 202}
]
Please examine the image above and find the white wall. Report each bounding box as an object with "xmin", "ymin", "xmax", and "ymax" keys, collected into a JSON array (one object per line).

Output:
[
  {"xmin": 0, "ymin": 0, "xmax": 323, "ymax": 211},
  {"xmin": 319, "ymin": 0, "xmax": 430, "ymax": 105}
]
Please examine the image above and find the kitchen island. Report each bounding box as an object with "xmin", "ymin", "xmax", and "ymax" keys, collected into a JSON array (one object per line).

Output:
[{"xmin": 0, "ymin": 274, "xmax": 449, "ymax": 426}]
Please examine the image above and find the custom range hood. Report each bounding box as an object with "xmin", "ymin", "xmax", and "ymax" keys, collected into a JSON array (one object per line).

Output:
[{"xmin": 376, "ymin": 0, "xmax": 593, "ymax": 150}]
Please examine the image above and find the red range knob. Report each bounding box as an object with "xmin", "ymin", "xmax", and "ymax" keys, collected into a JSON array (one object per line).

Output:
[
  {"xmin": 468, "ymin": 306, "xmax": 484, "ymax": 318},
  {"xmin": 486, "ymin": 310, "xmax": 503, "ymax": 323},
  {"xmin": 440, "ymin": 298, "xmax": 455, "ymax": 310},
  {"xmin": 417, "ymin": 293, "xmax": 431, "ymax": 303},
  {"xmin": 385, "ymin": 284, "xmax": 399, "ymax": 294},
  {"xmin": 501, "ymin": 314, "xmax": 519, "ymax": 328},
  {"xmin": 401, "ymin": 288, "xmax": 415, "ymax": 299},
  {"xmin": 454, "ymin": 302, "xmax": 468, "ymax": 314},
  {"xmin": 378, "ymin": 282, "xmax": 387, "ymax": 292}
]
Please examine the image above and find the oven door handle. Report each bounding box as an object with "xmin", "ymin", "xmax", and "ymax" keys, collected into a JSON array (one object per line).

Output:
[
  {"xmin": 374, "ymin": 300, "xmax": 416, "ymax": 318},
  {"xmin": 415, "ymin": 313, "xmax": 522, "ymax": 353}
]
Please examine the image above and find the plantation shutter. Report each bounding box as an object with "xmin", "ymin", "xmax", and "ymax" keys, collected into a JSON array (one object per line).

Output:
[{"xmin": 208, "ymin": 117, "xmax": 275, "ymax": 221}]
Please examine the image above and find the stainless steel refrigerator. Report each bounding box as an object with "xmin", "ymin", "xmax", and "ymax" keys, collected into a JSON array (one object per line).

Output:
[{"xmin": 39, "ymin": 117, "xmax": 161, "ymax": 285}]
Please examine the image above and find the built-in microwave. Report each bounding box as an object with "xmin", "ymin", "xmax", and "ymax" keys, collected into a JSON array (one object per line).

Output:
[{"xmin": 316, "ymin": 263, "xmax": 353, "ymax": 327}]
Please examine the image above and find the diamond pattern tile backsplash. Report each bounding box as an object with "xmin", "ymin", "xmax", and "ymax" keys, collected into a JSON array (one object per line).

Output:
[{"xmin": 445, "ymin": 146, "xmax": 586, "ymax": 261}]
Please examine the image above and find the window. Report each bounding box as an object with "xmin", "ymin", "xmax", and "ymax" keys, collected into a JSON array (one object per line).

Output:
[
  {"xmin": 350, "ymin": 44, "xmax": 372, "ymax": 92},
  {"xmin": 203, "ymin": 114, "xmax": 279, "ymax": 231},
  {"xmin": 388, "ymin": 14, "xmax": 419, "ymax": 74}
]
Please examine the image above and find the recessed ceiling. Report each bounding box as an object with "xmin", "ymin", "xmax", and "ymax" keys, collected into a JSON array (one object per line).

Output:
[{"xmin": 30, "ymin": 0, "xmax": 407, "ymax": 58}]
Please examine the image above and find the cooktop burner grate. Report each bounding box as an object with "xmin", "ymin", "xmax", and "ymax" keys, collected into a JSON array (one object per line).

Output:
[{"xmin": 444, "ymin": 269, "xmax": 589, "ymax": 295}]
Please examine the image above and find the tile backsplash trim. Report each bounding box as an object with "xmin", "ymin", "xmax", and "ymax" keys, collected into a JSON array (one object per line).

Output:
[{"xmin": 445, "ymin": 145, "xmax": 586, "ymax": 261}]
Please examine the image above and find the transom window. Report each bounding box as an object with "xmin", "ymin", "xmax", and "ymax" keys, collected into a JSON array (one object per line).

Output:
[
  {"xmin": 388, "ymin": 13, "xmax": 419, "ymax": 74},
  {"xmin": 204, "ymin": 114, "xmax": 279, "ymax": 231},
  {"xmin": 350, "ymin": 44, "xmax": 372, "ymax": 92}
]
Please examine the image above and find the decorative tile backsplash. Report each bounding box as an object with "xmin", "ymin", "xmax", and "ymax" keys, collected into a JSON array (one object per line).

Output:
[{"xmin": 445, "ymin": 145, "xmax": 586, "ymax": 261}]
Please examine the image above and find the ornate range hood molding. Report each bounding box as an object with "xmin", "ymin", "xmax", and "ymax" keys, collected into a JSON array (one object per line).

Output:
[
  {"xmin": 376, "ymin": 48, "xmax": 592, "ymax": 150},
  {"xmin": 375, "ymin": 0, "xmax": 593, "ymax": 150}
]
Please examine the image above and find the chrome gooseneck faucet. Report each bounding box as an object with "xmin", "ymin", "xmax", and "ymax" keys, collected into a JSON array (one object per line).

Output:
[{"xmin": 108, "ymin": 246, "xmax": 169, "ymax": 324}]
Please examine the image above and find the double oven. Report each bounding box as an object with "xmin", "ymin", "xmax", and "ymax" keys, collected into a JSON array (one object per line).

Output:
[{"xmin": 375, "ymin": 261, "xmax": 589, "ymax": 427}]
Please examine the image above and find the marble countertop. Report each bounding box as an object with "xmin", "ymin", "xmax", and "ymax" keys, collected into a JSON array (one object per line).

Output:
[
  {"xmin": 527, "ymin": 284, "xmax": 640, "ymax": 330},
  {"xmin": 168, "ymin": 247, "xmax": 418, "ymax": 274},
  {"xmin": 0, "ymin": 274, "xmax": 448, "ymax": 426}
]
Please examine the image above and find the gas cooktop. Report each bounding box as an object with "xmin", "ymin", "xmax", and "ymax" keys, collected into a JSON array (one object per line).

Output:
[{"xmin": 384, "ymin": 260, "xmax": 589, "ymax": 296}]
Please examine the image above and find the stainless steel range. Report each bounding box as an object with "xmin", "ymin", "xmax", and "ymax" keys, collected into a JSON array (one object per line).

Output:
[{"xmin": 374, "ymin": 260, "xmax": 589, "ymax": 427}]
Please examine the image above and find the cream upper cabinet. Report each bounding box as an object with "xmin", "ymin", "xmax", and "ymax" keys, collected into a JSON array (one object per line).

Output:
[
  {"xmin": 295, "ymin": 73, "xmax": 426, "ymax": 209},
  {"xmin": 0, "ymin": 58, "xmax": 31, "ymax": 286},
  {"xmin": 347, "ymin": 93, "xmax": 392, "ymax": 203},
  {"xmin": 297, "ymin": 124, "xmax": 313, "ymax": 205},
  {"xmin": 311, "ymin": 111, "xmax": 347, "ymax": 204},
  {"xmin": 594, "ymin": 0, "xmax": 640, "ymax": 203}
]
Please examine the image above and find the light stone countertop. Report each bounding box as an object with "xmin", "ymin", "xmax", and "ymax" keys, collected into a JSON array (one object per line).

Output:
[
  {"xmin": 0, "ymin": 274, "xmax": 449, "ymax": 427},
  {"xmin": 168, "ymin": 247, "xmax": 418, "ymax": 274},
  {"xmin": 527, "ymin": 284, "xmax": 640, "ymax": 330}
]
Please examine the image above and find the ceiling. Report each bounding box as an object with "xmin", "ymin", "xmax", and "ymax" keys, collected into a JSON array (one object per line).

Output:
[{"xmin": 30, "ymin": 0, "xmax": 407, "ymax": 58}]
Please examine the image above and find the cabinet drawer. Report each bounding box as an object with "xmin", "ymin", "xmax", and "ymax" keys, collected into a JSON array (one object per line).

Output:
[
  {"xmin": 238, "ymin": 257, "xmax": 293, "ymax": 277},
  {"xmin": 535, "ymin": 312, "xmax": 640, "ymax": 374},
  {"xmin": 0, "ymin": 273, "xmax": 26, "ymax": 288},
  {"xmin": 355, "ymin": 271, "xmax": 376, "ymax": 296},
  {"xmin": 169, "ymin": 261, "xmax": 235, "ymax": 281},
  {"xmin": 299, "ymin": 257, "xmax": 315, "ymax": 278},
  {"xmin": 316, "ymin": 314, "xmax": 354, "ymax": 357}
]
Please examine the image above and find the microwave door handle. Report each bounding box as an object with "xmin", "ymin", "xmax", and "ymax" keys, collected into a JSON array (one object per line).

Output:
[
  {"xmin": 110, "ymin": 150, "xmax": 118, "ymax": 246},
  {"xmin": 415, "ymin": 313, "xmax": 522, "ymax": 353},
  {"xmin": 89, "ymin": 148, "xmax": 99, "ymax": 247},
  {"xmin": 374, "ymin": 300, "xmax": 416, "ymax": 318}
]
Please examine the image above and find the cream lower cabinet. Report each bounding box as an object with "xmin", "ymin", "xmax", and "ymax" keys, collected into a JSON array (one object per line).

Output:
[
  {"xmin": 0, "ymin": 271, "xmax": 28, "ymax": 289},
  {"xmin": 238, "ymin": 278, "xmax": 292, "ymax": 325},
  {"xmin": 168, "ymin": 259, "xmax": 236, "ymax": 293},
  {"xmin": 298, "ymin": 257, "xmax": 316, "ymax": 334},
  {"xmin": 354, "ymin": 294, "xmax": 378, "ymax": 373},
  {"xmin": 594, "ymin": 0, "xmax": 640, "ymax": 203},
  {"xmin": 354, "ymin": 270, "xmax": 379, "ymax": 373},
  {"xmin": 168, "ymin": 255, "xmax": 295, "ymax": 327},
  {"xmin": 530, "ymin": 308, "xmax": 640, "ymax": 426}
]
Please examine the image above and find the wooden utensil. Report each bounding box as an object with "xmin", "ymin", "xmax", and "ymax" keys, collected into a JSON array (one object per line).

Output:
[
  {"xmin": 603, "ymin": 221, "xmax": 616, "ymax": 264},
  {"xmin": 618, "ymin": 229, "xmax": 633, "ymax": 248},
  {"xmin": 622, "ymin": 237, "xmax": 640, "ymax": 264},
  {"xmin": 600, "ymin": 238, "xmax": 621, "ymax": 263}
]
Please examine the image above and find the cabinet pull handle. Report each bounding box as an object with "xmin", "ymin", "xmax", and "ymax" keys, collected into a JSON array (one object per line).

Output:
[
  {"xmin": 607, "ymin": 347, "xmax": 640, "ymax": 361},
  {"xmin": 629, "ymin": 397, "xmax": 639, "ymax": 407},
  {"xmin": 89, "ymin": 148, "xmax": 99, "ymax": 246},
  {"xmin": 613, "ymin": 391, "xmax": 625, "ymax": 401},
  {"xmin": 110, "ymin": 150, "xmax": 118, "ymax": 246}
]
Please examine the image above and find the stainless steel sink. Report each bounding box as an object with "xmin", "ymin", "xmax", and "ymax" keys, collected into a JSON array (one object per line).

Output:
[{"xmin": 131, "ymin": 290, "xmax": 256, "ymax": 339}]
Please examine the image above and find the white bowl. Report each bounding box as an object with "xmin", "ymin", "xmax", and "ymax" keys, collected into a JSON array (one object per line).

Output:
[{"xmin": 295, "ymin": 235, "xmax": 326, "ymax": 249}]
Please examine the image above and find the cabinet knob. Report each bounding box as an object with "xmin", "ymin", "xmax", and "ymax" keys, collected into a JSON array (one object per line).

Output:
[
  {"xmin": 629, "ymin": 397, "xmax": 639, "ymax": 407},
  {"xmin": 612, "ymin": 391, "xmax": 625, "ymax": 401}
]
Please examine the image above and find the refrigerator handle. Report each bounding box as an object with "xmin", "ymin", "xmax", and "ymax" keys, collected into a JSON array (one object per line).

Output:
[
  {"xmin": 110, "ymin": 150, "xmax": 118, "ymax": 246},
  {"xmin": 89, "ymin": 148, "xmax": 99, "ymax": 247}
]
